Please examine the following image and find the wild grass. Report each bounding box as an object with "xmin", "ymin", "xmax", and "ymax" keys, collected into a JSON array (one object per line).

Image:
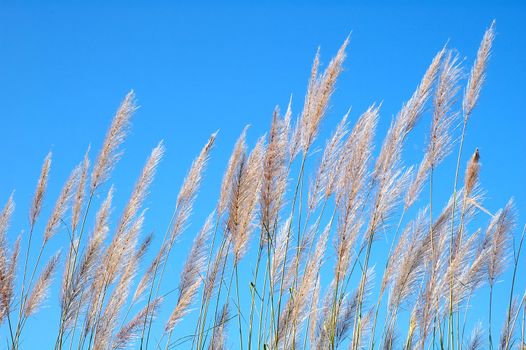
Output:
[{"xmin": 0, "ymin": 21, "xmax": 525, "ymax": 350}]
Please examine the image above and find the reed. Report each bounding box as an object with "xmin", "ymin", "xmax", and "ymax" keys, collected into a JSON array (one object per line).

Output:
[{"xmin": 0, "ymin": 21, "xmax": 523, "ymax": 350}]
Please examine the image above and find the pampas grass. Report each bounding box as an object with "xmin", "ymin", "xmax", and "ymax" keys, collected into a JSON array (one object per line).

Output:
[{"xmin": 0, "ymin": 21, "xmax": 524, "ymax": 350}]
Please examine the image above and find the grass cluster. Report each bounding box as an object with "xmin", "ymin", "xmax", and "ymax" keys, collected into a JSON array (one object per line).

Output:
[{"xmin": 0, "ymin": 21, "xmax": 524, "ymax": 350}]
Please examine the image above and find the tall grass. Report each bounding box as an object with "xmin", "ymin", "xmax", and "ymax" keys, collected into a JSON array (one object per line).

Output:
[{"xmin": 0, "ymin": 21, "xmax": 524, "ymax": 350}]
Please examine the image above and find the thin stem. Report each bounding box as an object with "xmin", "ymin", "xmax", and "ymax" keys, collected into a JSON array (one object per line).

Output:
[
  {"xmin": 488, "ymin": 284, "xmax": 493, "ymax": 350},
  {"xmin": 257, "ymin": 247, "xmax": 269, "ymax": 350},
  {"xmin": 352, "ymin": 234, "xmax": 374, "ymax": 350},
  {"xmin": 301, "ymin": 198, "xmax": 330, "ymax": 349},
  {"xmin": 234, "ymin": 264, "xmax": 244, "ymax": 350},
  {"xmin": 504, "ymin": 225, "xmax": 525, "ymax": 349},
  {"xmin": 274, "ymin": 152, "xmax": 307, "ymax": 347},
  {"xmin": 6, "ymin": 308, "xmax": 16, "ymax": 349},
  {"xmin": 448, "ymin": 119, "xmax": 468, "ymax": 350},
  {"xmin": 207, "ymin": 238, "xmax": 232, "ymax": 349},
  {"xmin": 140, "ymin": 200, "xmax": 181, "ymax": 350},
  {"xmin": 369, "ymin": 207, "xmax": 407, "ymax": 349},
  {"xmin": 59, "ymin": 193, "xmax": 94, "ymax": 350},
  {"xmin": 13, "ymin": 224, "xmax": 36, "ymax": 350},
  {"xmin": 262, "ymin": 229, "xmax": 276, "ymax": 347},
  {"xmin": 191, "ymin": 214, "xmax": 221, "ymax": 350},
  {"xmin": 14, "ymin": 238, "xmax": 47, "ymax": 348},
  {"xmin": 247, "ymin": 245, "xmax": 263, "ymax": 350},
  {"xmin": 522, "ymin": 302, "xmax": 525, "ymax": 349},
  {"xmin": 164, "ymin": 330, "xmax": 173, "ymax": 350}
]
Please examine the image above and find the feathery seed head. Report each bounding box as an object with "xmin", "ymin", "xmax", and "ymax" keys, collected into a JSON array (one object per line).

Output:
[
  {"xmin": 30, "ymin": 152, "xmax": 52, "ymax": 229},
  {"xmin": 165, "ymin": 213, "xmax": 213, "ymax": 332},
  {"xmin": 72, "ymin": 147, "xmax": 90, "ymax": 232},
  {"xmin": 25, "ymin": 252, "xmax": 61, "ymax": 317},
  {"xmin": 91, "ymin": 91, "xmax": 136, "ymax": 192},
  {"xmin": 463, "ymin": 21, "xmax": 495, "ymax": 119},
  {"xmin": 44, "ymin": 166, "xmax": 80, "ymax": 243},
  {"xmin": 219, "ymin": 127, "xmax": 248, "ymax": 215},
  {"xmin": 300, "ymin": 37, "xmax": 349, "ymax": 153}
]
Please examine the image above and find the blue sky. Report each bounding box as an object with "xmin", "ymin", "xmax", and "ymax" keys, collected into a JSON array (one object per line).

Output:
[{"xmin": 0, "ymin": 1, "xmax": 525, "ymax": 348}]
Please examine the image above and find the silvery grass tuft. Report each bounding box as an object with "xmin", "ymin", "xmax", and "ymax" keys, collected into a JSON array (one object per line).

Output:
[{"xmin": 0, "ymin": 21, "xmax": 525, "ymax": 350}]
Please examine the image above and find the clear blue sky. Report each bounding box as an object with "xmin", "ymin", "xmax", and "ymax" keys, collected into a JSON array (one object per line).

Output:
[{"xmin": 0, "ymin": 1, "xmax": 525, "ymax": 348}]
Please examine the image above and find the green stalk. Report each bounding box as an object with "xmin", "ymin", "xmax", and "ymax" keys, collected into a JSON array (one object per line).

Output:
[
  {"xmin": 448, "ymin": 120, "xmax": 468, "ymax": 350},
  {"xmin": 369, "ymin": 207, "xmax": 407, "ymax": 349},
  {"xmin": 503, "ymin": 225, "xmax": 525, "ymax": 349},
  {"xmin": 274, "ymin": 152, "xmax": 307, "ymax": 348},
  {"xmin": 206, "ymin": 238, "xmax": 232, "ymax": 349},
  {"xmin": 13, "ymin": 238, "xmax": 48, "ymax": 349},
  {"xmin": 234, "ymin": 264, "xmax": 244, "ymax": 350},
  {"xmin": 301, "ymin": 199, "xmax": 330, "ymax": 349},
  {"xmin": 12, "ymin": 223, "xmax": 36, "ymax": 350},
  {"xmin": 139, "ymin": 202, "xmax": 182, "ymax": 350},
  {"xmin": 351, "ymin": 185, "xmax": 383, "ymax": 350},
  {"xmin": 191, "ymin": 213, "xmax": 222, "ymax": 350},
  {"xmin": 6, "ymin": 308, "xmax": 16, "ymax": 349},
  {"xmin": 247, "ymin": 245, "xmax": 263, "ymax": 350},
  {"xmin": 262, "ymin": 230, "xmax": 276, "ymax": 347},
  {"xmin": 164, "ymin": 330, "xmax": 173, "ymax": 350},
  {"xmin": 57, "ymin": 193, "xmax": 94, "ymax": 350},
  {"xmin": 86, "ymin": 281, "xmax": 111, "ymax": 350},
  {"xmin": 352, "ymin": 235, "xmax": 374, "ymax": 350},
  {"xmin": 488, "ymin": 284, "xmax": 494, "ymax": 350},
  {"xmin": 522, "ymin": 302, "xmax": 525, "ymax": 349},
  {"xmin": 257, "ymin": 248, "xmax": 270, "ymax": 350}
]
